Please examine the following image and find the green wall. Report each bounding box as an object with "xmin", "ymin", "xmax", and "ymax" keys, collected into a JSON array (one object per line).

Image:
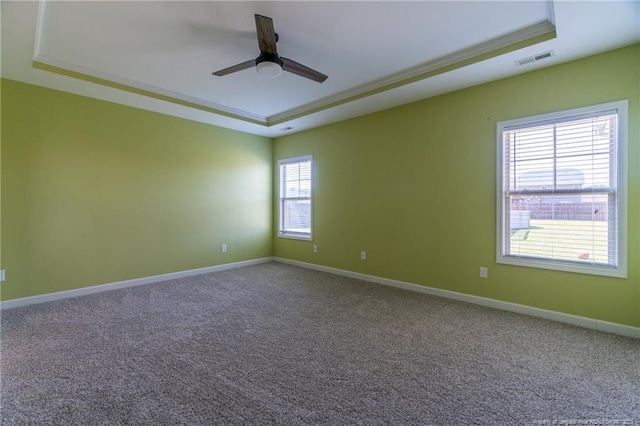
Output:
[
  {"xmin": 1, "ymin": 79, "xmax": 272, "ymax": 301},
  {"xmin": 2, "ymin": 45, "xmax": 639, "ymax": 329},
  {"xmin": 273, "ymin": 44, "xmax": 640, "ymax": 328}
]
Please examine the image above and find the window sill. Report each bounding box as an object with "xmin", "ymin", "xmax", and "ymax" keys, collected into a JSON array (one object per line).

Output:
[
  {"xmin": 497, "ymin": 255, "xmax": 627, "ymax": 279},
  {"xmin": 278, "ymin": 233, "xmax": 312, "ymax": 241}
]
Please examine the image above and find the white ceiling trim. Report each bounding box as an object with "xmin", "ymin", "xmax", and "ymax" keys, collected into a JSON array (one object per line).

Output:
[
  {"xmin": 4, "ymin": 0, "xmax": 633, "ymax": 138},
  {"xmin": 32, "ymin": 54, "xmax": 268, "ymax": 124},
  {"xmin": 32, "ymin": 0, "xmax": 266, "ymax": 124},
  {"xmin": 32, "ymin": 0, "xmax": 556, "ymax": 128},
  {"xmin": 269, "ymin": 20, "xmax": 556, "ymax": 125}
]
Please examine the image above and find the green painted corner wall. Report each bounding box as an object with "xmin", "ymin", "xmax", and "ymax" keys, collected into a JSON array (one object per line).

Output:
[
  {"xmin": 273, "ymin": 44, "xmax": 640, "ymax": 328},
  {"xmin": 2, "ymin": 44, "xmax": 639, "ymax": 329},
  {"xmin": 1, "ymin": 79, "xmax": 273, "ymax": 301}
]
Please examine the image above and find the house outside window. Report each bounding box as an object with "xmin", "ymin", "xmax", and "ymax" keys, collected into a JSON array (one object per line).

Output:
[
  {"xmin": 497, "ymin": 101, "xmax": 627, "ymax": 277},
  {"xmin": 278, "ymin": 156, "xmax": 312, "ymax": 240}
]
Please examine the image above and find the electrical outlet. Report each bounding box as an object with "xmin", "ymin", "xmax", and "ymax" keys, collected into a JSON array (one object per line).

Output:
[
  {"xmin": 0, "ymin": 270, "xmax": 4, "ymax": 282},
  {"xmin": 221, "ymin": 244, "xmax": 227, "ymax": 253},
  {"xmin": 480, "ymin": 267, "xmax": 488, "ymax": 279},
  {"xmin": 312, "ymin": 244, "xmax": 318, "ymax": 253},
  {"xmin": 361, "ymin": 251, "xmax": 367, "ymax": 260}
]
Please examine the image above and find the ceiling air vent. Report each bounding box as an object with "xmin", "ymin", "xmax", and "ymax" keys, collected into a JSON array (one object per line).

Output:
[{"xmin": 515, "ymin": 50, "xmax": 554, "ymax": 66}]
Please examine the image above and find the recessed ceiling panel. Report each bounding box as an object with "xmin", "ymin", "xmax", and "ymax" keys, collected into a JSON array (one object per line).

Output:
[
  {"xmin": 4, "ymin": 0, "xmax": 636, "ymax": 136},
  {"xmin": 35, "ymin": 1, "xmax": 552, "ymax": 119}
]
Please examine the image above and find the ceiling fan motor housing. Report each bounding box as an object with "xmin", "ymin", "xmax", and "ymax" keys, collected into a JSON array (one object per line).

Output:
[
  {"xmin": 255, "ymin": 53, "xmax": 284, "ymax": 78},
  {"xmin": 256, "ymin": 53, "xmax": 283, "ymax": 67}
]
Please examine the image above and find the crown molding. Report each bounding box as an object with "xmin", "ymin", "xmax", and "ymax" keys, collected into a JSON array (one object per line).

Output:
[
  {"xmin": 268, "ymin": 21, "xmax": 556, "ymax": 125},
  {"xmin": 32, "ymin": 55, "xmax": 268, "ymax": 125},
  {"xmin": 33, "ymin": 0, "xmax": 555, "ymax": 129}
]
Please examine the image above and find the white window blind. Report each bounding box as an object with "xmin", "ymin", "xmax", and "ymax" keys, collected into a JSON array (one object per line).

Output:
[
  {"xmin": 279, "ymin": 156, "xmax": 312, "ymax": 239},
  {"xmin": 497, "ymin": 101, "xmax": 627, "ymax": 277}
]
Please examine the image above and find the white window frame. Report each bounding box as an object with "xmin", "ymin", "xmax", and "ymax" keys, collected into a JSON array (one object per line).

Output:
[
  {"xmin": 496, "ymin": 100, "xmax": 627, "ymax": 278},
  {"xmin": 278, "ymin": 155, "xmax": 313, "ymax": 240}
]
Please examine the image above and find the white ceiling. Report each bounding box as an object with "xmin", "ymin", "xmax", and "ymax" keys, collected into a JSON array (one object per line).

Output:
[{"xmin": 2, "ymin": 1, "xmax": 639, "ymax": 137}]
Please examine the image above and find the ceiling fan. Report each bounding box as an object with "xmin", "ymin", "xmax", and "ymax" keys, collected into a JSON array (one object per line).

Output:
[{"xmin": 212, "ymin": 14, "xmax": 328, "ymax": 83}]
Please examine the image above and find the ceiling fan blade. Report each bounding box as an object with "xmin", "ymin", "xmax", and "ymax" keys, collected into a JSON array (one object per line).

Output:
[
  {"xmin": 212, "ymin": 59, "xmax": 255, "ymax": 77},
  {"xmin": 281, "ymin": 57, "xmax": 328, "ymax": 83},
  {"xmin": 255, "ymin": 14, "xmax": 278, "ymax": 55}
]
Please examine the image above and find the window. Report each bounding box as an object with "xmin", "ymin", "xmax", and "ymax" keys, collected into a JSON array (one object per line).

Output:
[
  {"xmin": 497, "ymin": 101, "xmax": 627, "ymax": 277},
  {"xmin": 278, "ymin": 156, "xmax": 312, "ymax": 239}
]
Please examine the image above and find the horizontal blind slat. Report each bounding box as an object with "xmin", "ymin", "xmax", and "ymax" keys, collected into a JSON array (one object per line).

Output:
[{"xmin": 503, "ymin": 110, "xmax": 618, "ymax": 268}]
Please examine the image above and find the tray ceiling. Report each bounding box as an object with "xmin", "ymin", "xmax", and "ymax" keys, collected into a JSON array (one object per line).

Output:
[{"xmin": 2, "ymin": 1, "xmax": 639, "ymax": 137}]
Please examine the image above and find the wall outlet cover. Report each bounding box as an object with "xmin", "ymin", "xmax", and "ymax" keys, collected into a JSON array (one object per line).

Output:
[{"xmin": 480, "ymin": 267, "xmax": 488, "ymax": 279}]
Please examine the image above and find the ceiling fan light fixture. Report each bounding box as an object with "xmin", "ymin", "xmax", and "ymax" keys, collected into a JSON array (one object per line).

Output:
[
  {"xmin": 256, "ymin": 60, "xmax": 282, "ymax": 78},
  {"xmin": 212, "ymin": 15, "xmax": 327, "ymax": 83}
]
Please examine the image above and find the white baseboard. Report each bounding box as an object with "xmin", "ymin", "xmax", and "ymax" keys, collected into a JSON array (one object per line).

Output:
[
  {"xmin": 4, "ymin": 256, "xmax": 638, "ymax": 340},
  {"xmin": 0, "ymin": 257, "xmax": 274, "ymax": 310},
  {"xmin": 274, "ymin": 257, "xmax": 640, "ymax": 340}
]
